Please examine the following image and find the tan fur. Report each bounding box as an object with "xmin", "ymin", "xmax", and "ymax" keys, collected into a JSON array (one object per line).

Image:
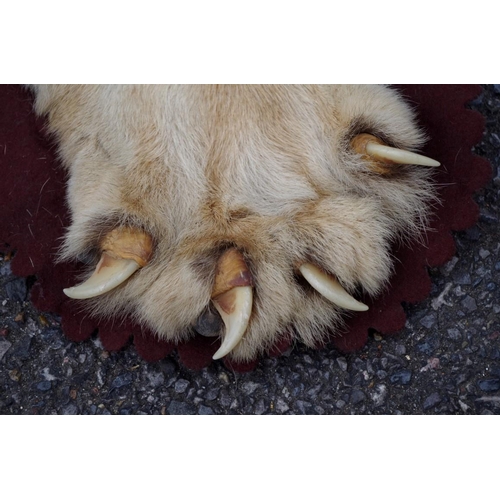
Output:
[{"xmin": 30, "ymin": 85, "xmax": 436, "ymax": 361}]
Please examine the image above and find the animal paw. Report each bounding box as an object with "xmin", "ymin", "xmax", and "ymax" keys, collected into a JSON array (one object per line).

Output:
[{"xmin": 31, "ymin": 85, "xmax": 438, "ymax": 361}]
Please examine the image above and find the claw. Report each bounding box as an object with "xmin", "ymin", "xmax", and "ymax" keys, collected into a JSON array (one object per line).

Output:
[
  {"xmin": 299, "ymin": 263, "xmax": 368, "ymax": 312},
  {"xmin": 352, "ymin": 133, "xmax": 440, "ymax": 174},
  {"xmin": 64, "ymin": 253, "xmax": 140, "ymax": 299},
  {"xmin": 63, "ymin": 226, "xmax": 153, "ymax": 299},
  {"xmin": 212, "ymin": 286, "xmax": 253, "ymax": 360},
  {"xmin": 365, "ymin": 142, "xmax": 440, "ymax": 167},
  {"xmin": 211, "ymin": 248, "xmax": 253, "ymax": 359}
]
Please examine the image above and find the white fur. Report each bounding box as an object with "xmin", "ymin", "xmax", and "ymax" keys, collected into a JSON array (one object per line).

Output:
[{"xmin": 31, "ymin": 85, "xmax": 436, "ymax": 361}]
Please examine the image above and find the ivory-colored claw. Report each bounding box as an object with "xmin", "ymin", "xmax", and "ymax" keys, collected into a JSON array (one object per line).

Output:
[
  {"xmin": 299, "ymin": 263, "xmax": 368, "ymax": 312},
  {"xmin": 63, "ymin": 253, "xmax": 140, "ymax": 299},
  {"xmin": 365, "ymin": 141, "xmax": 440, "ymax": 167},
  {"xmin": 210, "ymin": 248, "xmax": 253, "ymax": 359},
  {"xmin": 64, "ymin": 226, "xmax": 153, "ymax": 300},
  {"xmin": 351, "ymin": 133, "xmax": 440, "ymax": 174},
  {"xmin": 212, "ymin": 286, "xmax": 253, "ymax": 360}
]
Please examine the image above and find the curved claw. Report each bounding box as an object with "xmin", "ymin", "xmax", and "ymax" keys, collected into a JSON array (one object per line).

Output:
[
  {"xmin": 352, "ymin": 133, "xmax": 440, "ymax": 173},
  {"xmin": 210, "ymin": 248, "xmax": 253, "ymax": 359},
  {"xmin": 299, "ymin": 263, "xmax": 368, "ymax": 312},
  {"xmin": 212, "ymin": 286, "xmax": 253, "ymax": 360},
  {"xmin": 63, "ymin": 253, "xmax": 140, "ymax": 299},
  {"xmin": 365, "ymin": 141, "xmax": 440, "ymax": 167},
  {"xmin": 63, "ymin": 226, "xmax": 153, "ymax": 300}
]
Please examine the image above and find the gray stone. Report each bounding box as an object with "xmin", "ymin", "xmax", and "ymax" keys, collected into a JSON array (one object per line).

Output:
[
  {"xmin": 254, "ymin": 399, "xmax": 266, "ymax": 415},
  {"xmin": 416, "ymin": 342, "xmax": 433, "ymax": 355},
  {"xmin": 111, "ymin": 373, "xmax": 133, "ymax": 389},
  {"xmin": 146, "ymin": 371, "xmax": 165, "ymax": 388},
  {"xmin": 294, "ymin": 400, "xmax": 313, "ymax": 414},
  {"xmin": 350, "ymin": 390, "xmax": 366, "ymax": 405},
  {"xmin": 0, "ymin": 340, "xmax": 12, "ymax": 361},
  {"xmin": 242, "ymin": 382, "xmax": 259, "ymax": 395},
  {"xmin": 314, "ymin": 405, "xmax": 325, "ymax": 415},
  {"xmin": 336, "ymin": 357, "xmax": 348, "ymax": 371},
  {"xmin": 420, "ymin": 313, "xmax": 436, "ymax": 329},
  {"xmin": 390, "ymin": 370, "xmax": 412, "ymax": 385},
  {"xmin": 168, "ymin": 401, "xmax": 195, "ymax": 415},
  {"xmin": 219, "ymin": 391, "xmax": 233, "ymax": 407},
  {"xmin": 480, "ymin": 210, "xmax": 498, "ymax": 224},
  {"xmin": 423, "ymin": 392, "xmax": 442, "ymax": 410},
  {"xmin": 306, "ymin": 384, "xmax": 322, "ymax": 398},
  {"xmin": 303, "ymin": 355, "xmax": 313, "ymax": 364},
  {"xmin": 366, "ymin": 360, "xmax": 375, "ymax": 375},
  {"xmin": 478, "ymin": 379, "xmax": 500, "ymax": 392},
  {"xmin": 455, "ymin": 272, "xmax": 472, "ymax": 285},
  {"xmin": 479, "ymin": 249, "xmax": 491, "ymax": 259},
  {"xmin": 442, "ymin": 257, "xmax": 459, "ymax": 275},
  {"xmin": 395, "ymin": 344, "xmax": 406, "ymax": 356},
  {"xmin": 275, "ymin": 398, "xmax": 290, "ymax": 413},
  {"xmin": 174, "ymin": 379, "xmax": 189, "ymax": 393},
  {"xmin": 36, "ymin": 380, "xmax": 51, "ymax": 391},
  {"xmin": 0, "ymin": 260, "xmax": 11, "ymax": 276},
  {"xmin": 447, "ymin": 328, "xmax": 462, "ymax": 341},
  {"xmin": 461, "ymin": 296, "xmax": 477, "ymax": 312},
  {"xmin": 370, "ymin": 385, "xmax": 387, "ymax": 407},
  {"xmin": 198, "ymin": 405, "xmax": 214, "ymax": 415},
  {"xmin": 489, "ymin": 132, "xmax": 500, "ymax": 146},
  {"xmin": 5, "ymin": 278, "xmax": 27, "ymax": 302},
  {"xmin": 352, "ymin": 358, "xmax": 366, "ymax": 371},
  {"xmin": 62, "ymin": 404, "xmax": 78, "ymax": 415},
  {"xmin": 205, "ymin": 388, "xmax": 219, "ymax": 401}
]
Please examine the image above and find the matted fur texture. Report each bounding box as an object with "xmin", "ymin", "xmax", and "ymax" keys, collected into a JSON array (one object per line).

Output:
[{"xmin": 30, "ymin": 85, "xmax": 436, "ymax": 362}]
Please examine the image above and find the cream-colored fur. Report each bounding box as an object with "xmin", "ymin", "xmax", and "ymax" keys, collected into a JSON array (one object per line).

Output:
[{"xmin": 31, "ymin": 85, "xmax": 436, "ymax": 361}]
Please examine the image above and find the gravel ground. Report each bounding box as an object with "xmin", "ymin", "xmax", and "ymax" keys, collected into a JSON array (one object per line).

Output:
[{"xmin": 1, "ymin": 85, "xmax": 499, "ymax": 415}]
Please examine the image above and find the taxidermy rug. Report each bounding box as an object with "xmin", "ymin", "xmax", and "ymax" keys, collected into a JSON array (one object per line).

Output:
[{"xmin": 0, "ymin": 85, "xmax": 491, "ymax": 371}]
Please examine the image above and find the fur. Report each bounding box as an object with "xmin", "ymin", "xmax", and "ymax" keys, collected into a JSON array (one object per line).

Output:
[{"xmin": 30, "ymin": 85, "xmax": 436, "ymax": 361}]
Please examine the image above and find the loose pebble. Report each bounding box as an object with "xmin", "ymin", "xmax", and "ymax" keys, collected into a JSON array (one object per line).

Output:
[
  {"xmin": 423, "ymin": 392, "xmax": 442, "ymax": 410},
  {"xmin": 478, "ymin": 379, "xmax": 500, "ymax": 392},
  {"xmin": 390, "ymin": 371, "xmax": 412, "ymax": 385}
]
